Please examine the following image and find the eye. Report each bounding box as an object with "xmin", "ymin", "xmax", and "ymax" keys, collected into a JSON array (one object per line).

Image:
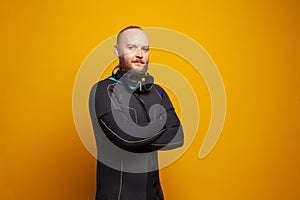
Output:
[
  {"xmin": 142, "ymin": 47, "xmax": 149, "ymax": 52},
  {"xmin": 127, "ymin": 45, "xmax": 137, "ymax": 51}
]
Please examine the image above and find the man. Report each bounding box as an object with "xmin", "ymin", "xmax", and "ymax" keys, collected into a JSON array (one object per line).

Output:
[{"xmin": 89, "ymin": 26, "xmax": 184, "ymax": 200}]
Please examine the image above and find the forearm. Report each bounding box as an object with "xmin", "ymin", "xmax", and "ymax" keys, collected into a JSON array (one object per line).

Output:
[
  {"xmin": 140, "ymin": 124, "xmax": 184, "ymax": 152},
  {"xmin": 98, "ymin": 110, "xmax": 166, "ymax": 152},
  {"xmin": 126, "ymin": 108, "xmax": 184, "ymax": 152}
]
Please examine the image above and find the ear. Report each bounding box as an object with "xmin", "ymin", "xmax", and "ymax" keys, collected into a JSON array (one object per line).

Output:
[{"xmin": 114, "ymin": 45, "xmax": 119, "ymax": 57}]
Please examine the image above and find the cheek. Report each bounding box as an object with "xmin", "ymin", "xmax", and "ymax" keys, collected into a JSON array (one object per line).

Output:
[
  {"xmin": 123, "ymin": 53, "xmax": 134, "ymax": 62},
  {"xmin": 144, "ymin": 53, "xmax": 149, "ymax": 61}
]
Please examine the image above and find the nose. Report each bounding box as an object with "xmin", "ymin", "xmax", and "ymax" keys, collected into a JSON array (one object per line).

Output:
[{"xmin": 135, "ymin": 49, "xmax": 143, "ymax": 58}]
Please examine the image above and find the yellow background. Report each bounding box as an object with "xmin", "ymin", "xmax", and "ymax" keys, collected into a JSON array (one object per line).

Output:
[{"xmin": 1, "ymin": 0, "xmax": 299, "ymax": 199}]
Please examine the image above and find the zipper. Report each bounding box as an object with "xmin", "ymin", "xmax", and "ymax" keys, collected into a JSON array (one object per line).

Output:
[{"xmin": 133, "ymin": 93, "xmax": 151, "ymax": 122}]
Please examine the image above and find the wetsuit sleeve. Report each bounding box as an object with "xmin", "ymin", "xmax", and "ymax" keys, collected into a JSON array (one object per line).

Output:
[
  {"xmin": 98, "ymin": 111, "xmax": 166, "ymax": 152},
  {"xmin": 93, "ymin": 82, "xmax": 166, "ymax": 153},
  {"xmin": 142, "ymin": 88, "xmax": 184, "ymax": 152}
]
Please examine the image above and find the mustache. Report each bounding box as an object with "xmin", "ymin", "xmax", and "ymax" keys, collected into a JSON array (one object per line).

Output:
[{"xmin": 131, "ymin": 60, "xmax": 145, "ymax": 64}]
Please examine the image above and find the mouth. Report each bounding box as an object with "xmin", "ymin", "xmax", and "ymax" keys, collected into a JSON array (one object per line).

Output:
[{"xmin": 131, "ymin": 60, "xmax": 145, "ymax": 64}]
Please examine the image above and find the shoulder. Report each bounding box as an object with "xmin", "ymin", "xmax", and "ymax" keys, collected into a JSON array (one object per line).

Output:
[
  {"xmin": 152, "ymin": 84, "xmax": 173, "ymax": 109},
  {"xmin": 89, "ymin": 77, "xmax": 116, "ymax": 98},
  {"xmin": 152, "ymin": 84, "xmax": 169, "ymax": 97},
  {"xmin": 92, "ymin": 77, "xmax": 114, "ymax": 89},
  {"xmin": 152, "ymin": 83, "xmax": 163, "ymax": 91},
  {"xmin": 90, "ymin": 77, "xmax": 117, "ymax": 93}
]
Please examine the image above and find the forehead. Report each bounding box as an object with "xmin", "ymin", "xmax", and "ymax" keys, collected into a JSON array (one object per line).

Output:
[{"xmin": 119, "ymin": 29, "xmax": 149, "ymax": 46}]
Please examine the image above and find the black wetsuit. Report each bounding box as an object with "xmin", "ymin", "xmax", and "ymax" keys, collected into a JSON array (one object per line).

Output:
[{"xmin": 89, "ymin": 69, "xmax": 184, "ymax": 200}]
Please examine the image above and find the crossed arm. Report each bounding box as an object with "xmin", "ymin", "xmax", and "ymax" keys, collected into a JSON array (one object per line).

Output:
[
  {"xmin": 98, "ymin": 107, "xmax": 184, "ymax": 153},
  {"xmin": 94, "ymin": 82, "xmax": 184, "ymax": 153}
]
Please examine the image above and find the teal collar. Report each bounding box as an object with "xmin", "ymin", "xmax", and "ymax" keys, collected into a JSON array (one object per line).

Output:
[
  {"xmin": 108, "ymin": 77, "xmax": 135, "ymax": 90},
  {"xmin": 108, "ymin": 77, "xmax": 120, "ymax": 83}
]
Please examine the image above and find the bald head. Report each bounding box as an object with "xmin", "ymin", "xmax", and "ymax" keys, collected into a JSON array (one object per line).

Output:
[
  {"xmin": 116, "ymin": 27, "xmax": 149, "ymax": 48},
  {"xmin": 117, "ymin": 26, "xmax": 143, "ymax": 45}
]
